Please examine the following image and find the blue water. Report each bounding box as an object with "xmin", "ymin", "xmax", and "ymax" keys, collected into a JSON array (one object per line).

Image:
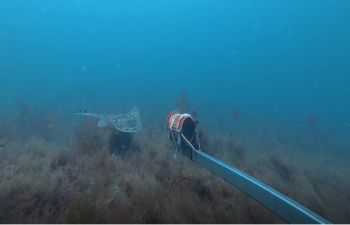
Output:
[
  {"xmin": 1, "ymin": 0, "xmax": 349, "ymax": 143},
  {"xmin": 0, "ymin": 0, "xmax": 350, "ymax": 223},
  {"xmin": 1, "ymin": 0, "xmax": 349, "ymax": 127}
]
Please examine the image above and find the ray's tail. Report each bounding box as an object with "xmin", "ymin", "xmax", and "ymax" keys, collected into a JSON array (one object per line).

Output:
[{"xmin": 74, "ymin": 110, "xmax": 102, "ymax": 119}]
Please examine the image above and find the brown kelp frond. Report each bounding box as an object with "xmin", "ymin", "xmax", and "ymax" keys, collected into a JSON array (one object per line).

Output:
[
  {"xmin": 0, "ymin": 117, "xmax": 12, "ymax": 148},
  {"xmin": 72, "ymin": 119, "xmax": 104, "ymax": 155},
  {"xmin": 176, "ymin": 90, "xmax": 191, "ymax": 113},
  {"xmin": 14, "ymin": 96, "xmax": 30, "ymax": 121}
]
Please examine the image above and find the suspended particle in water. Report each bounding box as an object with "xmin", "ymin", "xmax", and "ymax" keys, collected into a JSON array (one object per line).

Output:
[
  {"xmin": 307, "ymin": 114, "xmax": 317, "ymax": 125},
  {"xmin": 231, "ymin": 107, "xmax": 239, "ymax": 120}
]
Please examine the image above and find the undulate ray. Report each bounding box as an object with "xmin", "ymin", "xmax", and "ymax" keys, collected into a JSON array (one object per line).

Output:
[{"xmin": 75, "ymin": 107, "xmax": 143, "ymax": 133}]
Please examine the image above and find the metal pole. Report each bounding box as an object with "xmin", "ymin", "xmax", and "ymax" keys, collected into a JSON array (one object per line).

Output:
[{"xmin": 180, "ymin": 134, "xmax": 330, "ymax": 224}]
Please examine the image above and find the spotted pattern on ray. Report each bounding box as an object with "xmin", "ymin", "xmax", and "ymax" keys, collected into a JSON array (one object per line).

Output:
[{"xmin": 75, "ymin": 107, "xmax": 142, "ymax": 133}]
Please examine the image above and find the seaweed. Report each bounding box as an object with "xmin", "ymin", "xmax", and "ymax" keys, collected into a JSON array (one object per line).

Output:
[
  {"xmin": 269, "ymin": 153, "xmax": 293, "ymax": 181},
  {"xmin": 0, "ymin": 117, "xmax": 11, "ymax": 148},
  {"xmin": 32, "ymin": 111, "xmax": 61, "ymax": 140},
  {"xmin": 14, "ymin": 96, "xmax": 30, "ymax": 122},
  {"xmin": 64, "ymin": 199, "xmax": 98, "ymax": 224},
  {"xmin": 72, "ymin": 119, "xmax": 103, "ymax": 155},
  {"xmin": 226, "ymin": 138, "xmax": 245, "ymax": 166},
  {"xmin": 0, "ymin": 111, "xmax": 349, "ymax": 223},
  {"xmin": 197, "ymin": 128, "xmax": 212, "ymax": 152},
  {"xmin": 108, "ymin": 131, "xmax": 133, "ymax": 155},
  {"xmin": 195, "ymin": 180, "xmax": 213, "ymax": 203},
  {"xmin": 176, "ymin": 90, "xmax": 191, "ymax": 113},
  {"xmin": 50, "ymin": 151, "xmax": 69, "ymax": 171}
]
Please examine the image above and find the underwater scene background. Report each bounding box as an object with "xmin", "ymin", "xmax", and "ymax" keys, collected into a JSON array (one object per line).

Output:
[{"xmin": 0, "ymin": 0, "xmax": 349, "ymax": 223}]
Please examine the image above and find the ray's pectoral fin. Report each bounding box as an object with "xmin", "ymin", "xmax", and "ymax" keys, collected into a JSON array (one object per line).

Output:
[
  {"xmin": 97, "ymin": 117, "xmax": 107, "ymax": 128},
  {"xmin": 97, "ymin": 116, "xmax": 114, "ymax": 129},
  {"xmin": 128, "ymin": 107, "xmax": 143, "ymax": 132},
  {"xmin": 128, "ymin": 107, "xmax": 142, "ymax": 125}
]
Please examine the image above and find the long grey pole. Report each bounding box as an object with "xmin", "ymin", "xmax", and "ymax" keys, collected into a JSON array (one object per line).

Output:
[{"xmin": 191, "ymin": 149, "xmax": 330, "ymax": 224}]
